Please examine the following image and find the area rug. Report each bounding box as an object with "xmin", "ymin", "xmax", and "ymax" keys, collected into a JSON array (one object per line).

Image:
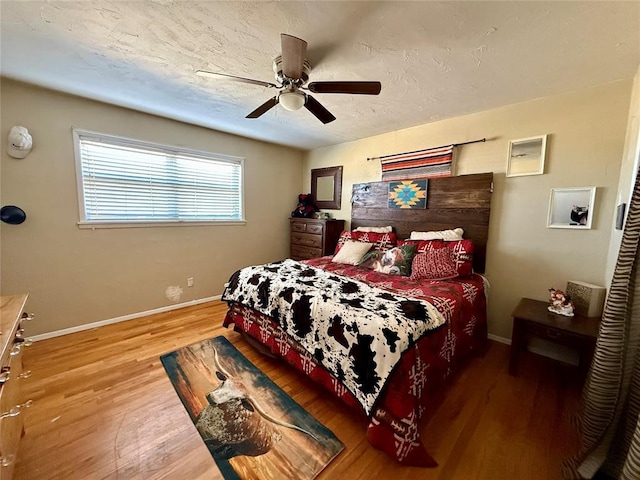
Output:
[{"xmin": 160, "ymin": 336, "xmax": 344, "ymax": 480}]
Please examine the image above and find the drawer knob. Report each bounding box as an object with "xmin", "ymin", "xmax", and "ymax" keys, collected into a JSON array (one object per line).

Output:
[
  {"xmin": 15, "ymin": 337, "xmax": 33, "ymax": 347},
  {"xmin": 0, "ymin": 369, "xmax": 10, "ymax": 384},
  {"xmin": 1, "ymin": 454, "xmax": 16, "ymax": 467},
  {"xmin": 18, "ymin": 370, "xmax": 31, "ymax": 379},
  {"xmin": 8, "ymin": 339, "xmax": 32, "ymax": 356},
  {"xmin": 0, "ymin": 399, "xmax": 33, "ymax": 420},
  {"xmin": 21, "ymin": 312, "xmax": 35, "ymax": 321}
]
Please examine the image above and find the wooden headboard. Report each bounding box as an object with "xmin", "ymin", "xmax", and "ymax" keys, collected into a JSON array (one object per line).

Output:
[{"xmin": 351, "ymin": 172, "xmax": 493, "ymax": 273}]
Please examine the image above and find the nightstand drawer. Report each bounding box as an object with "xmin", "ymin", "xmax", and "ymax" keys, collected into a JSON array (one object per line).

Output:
[
  {"xmin": 524, "ymin": 321, "xmax": 585, "ymax": 346},
  {"xmin": 291, "ymin": 245, "xmax": 322, "ymax": 259},
  {"xmin": 291, "ymin": 232, "xmax": 322, "ymax": 248}
]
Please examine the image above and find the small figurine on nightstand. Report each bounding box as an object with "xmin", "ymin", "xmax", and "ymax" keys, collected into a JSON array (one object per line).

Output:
[{"xmin": 548, "ymin": 288, "xmax": 575, "ymax": 316}]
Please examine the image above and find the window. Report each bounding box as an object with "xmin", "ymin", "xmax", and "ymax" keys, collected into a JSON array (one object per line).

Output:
[{"xmin": 73, "ymin": 129, "xmax": 244, "ymax": 227}]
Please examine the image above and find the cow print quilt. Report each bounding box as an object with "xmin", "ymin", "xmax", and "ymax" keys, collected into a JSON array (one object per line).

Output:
[{"xmin": 222, "ymin": 259, "xmax": 445, "ymax": 414}]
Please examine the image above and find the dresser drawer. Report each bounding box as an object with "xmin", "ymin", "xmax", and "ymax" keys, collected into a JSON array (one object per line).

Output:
[
  {"xmin": 306, "ymin": 223, "xmax": 324, "ymax": 235},
  {"xmin": 291, "ymin": 245, "xmax": 322, "ymax": 260},
  {"xmin": 291, "ymin": 221, "xmax": 308, "ymax": 233},
  {"xmin": 0, "ymin": 341, "xmax": 24, "ymax": 478},
  {"xmin": 0, "ymin": 294, "xmax": 30, "ymax": 480},
  {"xmin": 291, "ymin": 221, "xmax": 324, "ymax": 235},
  {"xmin": 290, "ymin": 218, "xmax": 344, "ymax": 260},
  {"xmin": 291, "ymin": 232, "xmax": 322, "ymax": 248}
]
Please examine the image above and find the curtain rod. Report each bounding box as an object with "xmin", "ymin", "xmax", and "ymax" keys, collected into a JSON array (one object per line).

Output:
[{"xmin": 367, "ymin": 137, "xmax": 486, "ymax": 161}]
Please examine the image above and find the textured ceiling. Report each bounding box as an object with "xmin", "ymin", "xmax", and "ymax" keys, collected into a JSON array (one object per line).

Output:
[{"xmin": 1, "ymin": 1, "xmax": 639, "ymax": 150}]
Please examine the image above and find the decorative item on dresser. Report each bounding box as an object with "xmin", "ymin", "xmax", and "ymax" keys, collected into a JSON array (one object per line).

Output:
[
  {"xmin": 0, "ymin": 294, "xmax": 34, "ymax": 480},
  {"xmin": 290, "ymin": 217, "xmax": 345, "ymax": 260}
]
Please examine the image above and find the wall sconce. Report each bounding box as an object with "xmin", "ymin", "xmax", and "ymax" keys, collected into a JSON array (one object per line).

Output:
[{"xmin": 7, "ymin": 126, "xmax": 32, "ymax": 159}]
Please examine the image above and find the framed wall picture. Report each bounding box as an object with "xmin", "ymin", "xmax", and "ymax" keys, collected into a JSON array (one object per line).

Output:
[
  {"xmin": 506, "ymin": 134, "xmax": 547, "ymax": 177},
  {"xmin": 547, "ymin": 187, "xmax": 596, "ymax": 229}
]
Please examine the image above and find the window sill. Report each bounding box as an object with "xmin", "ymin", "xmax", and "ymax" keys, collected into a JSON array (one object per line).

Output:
[{"xmin": 77, "ymin": 220, "xmax": 247, "ymax": 229}]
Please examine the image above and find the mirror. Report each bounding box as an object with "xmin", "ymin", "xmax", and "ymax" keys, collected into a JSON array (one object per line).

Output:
[
  {"xmin": 311, "ymin": 166, "xmax": 343, "ymax": 210},
  {"xmin": 506, "ymin": 134, "xmax": 547, "ymax": 177}
]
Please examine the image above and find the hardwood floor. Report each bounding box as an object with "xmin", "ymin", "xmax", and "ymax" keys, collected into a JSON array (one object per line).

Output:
[{"xmin": 13, "ymin": 301, "xmax": 583, "ymax": 479}]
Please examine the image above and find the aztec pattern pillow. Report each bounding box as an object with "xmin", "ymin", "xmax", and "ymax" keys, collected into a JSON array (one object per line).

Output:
[
  {"xmin": 359, "ymin": 243, "xmax": 417, "ymax": 276},
  {"xmin": 400, "ymin": 239, "xmax": 474, "ymax": 277},
  {"xmin": 334, "ymin": 230, "xmax": 397, "ymax": 254},
  {"xmin": 410, "ymin": 248, "xmax": 459, "ymax": 281}
]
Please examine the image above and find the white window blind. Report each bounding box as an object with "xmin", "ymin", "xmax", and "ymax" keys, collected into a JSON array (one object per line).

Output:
[{"xmin": 73, "ymin": 129, "xmax": 244, "ymax": 226}]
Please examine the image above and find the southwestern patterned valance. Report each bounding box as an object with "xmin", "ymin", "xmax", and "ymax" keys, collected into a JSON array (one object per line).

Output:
[
  {"xmin": 379, "ymin": 145, "xmax": 454, "ymax": 181},
  {"xmin": 368, "ymin": 138, "xmax": 486, "ymax": 182}
]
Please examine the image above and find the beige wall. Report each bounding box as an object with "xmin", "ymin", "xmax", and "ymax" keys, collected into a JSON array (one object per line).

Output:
[
  {"xmin": 1, "ymin": 79, "xmax": 303, "ymax": 336},
  {"xmin": 304, "ymin": 81, "xmax": 632, "ymax": 339},
  {"xmin": 606, "ymin": 66, "xmax": 640, "ymax": 284}
]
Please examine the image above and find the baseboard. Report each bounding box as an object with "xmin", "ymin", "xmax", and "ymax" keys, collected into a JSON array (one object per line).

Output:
[
  {"xmin": 30, "ymin": 295, "xmax": 222, "ymax": 342},
  {"xmin": 30, "ymin": 310, "xmax": 580, "ymax": 366},
  {"xmin": 488, "ymin": 333, "xmax": 511, "ymax": 345}
]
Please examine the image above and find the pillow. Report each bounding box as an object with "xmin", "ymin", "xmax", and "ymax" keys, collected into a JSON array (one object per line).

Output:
[
  {"xmin": 410, "ymin": 248, "xmax": 459, "ymax": 281},
  {"xmin": 359, "ymin": 243, "xmax": 417, "ymax": 276},
  {"xmin": 331, "ymin": 240, "xmax": 373, "ymax": 265},
  {"xmin": 334, "ymin": 230, "xmax": 397, "ymax": 254},
  {"xmin": 400, "ymin": 239, "xmax": 474, "ymax": 277},
  {"xmin": 354, "ymin": 226, "xmax": 393, "ymax": 233},
  {"xmin": 409, "ymin": 228, "xmax": 464, "ymax": 241}
]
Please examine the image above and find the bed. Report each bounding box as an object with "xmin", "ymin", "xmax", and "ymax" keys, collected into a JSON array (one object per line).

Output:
[{"xmin": 222, "ymin": 172, "xmax": 493, "ymax": 467}]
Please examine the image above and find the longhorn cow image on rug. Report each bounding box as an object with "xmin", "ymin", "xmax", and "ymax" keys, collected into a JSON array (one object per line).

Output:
[{"xmin": 161, "ymin": 336, "xmax": 344, "ymax": 480}]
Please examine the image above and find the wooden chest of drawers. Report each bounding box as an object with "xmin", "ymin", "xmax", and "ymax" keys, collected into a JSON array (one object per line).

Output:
[
  {"xmin": 290, "ymin": 218, "xmax": 344, "ymax": 260},
  {"xmin": 0, "ymin": 294, "xmax": 31, "ymax": 480}
]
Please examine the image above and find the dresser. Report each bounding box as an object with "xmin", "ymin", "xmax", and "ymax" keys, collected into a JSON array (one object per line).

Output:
[
  {"xmin": 0, "ymin": 294, "xmax": 32, "ymax": 480},
  {"xmin": 290, "ymin": 218, "xmax": 345, "ymax": 260}
]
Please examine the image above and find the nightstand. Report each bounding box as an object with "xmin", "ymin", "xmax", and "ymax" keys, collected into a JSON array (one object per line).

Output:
[{"xmin": 508, "ymin": 297, "xmax": 601, "ymax": 376}]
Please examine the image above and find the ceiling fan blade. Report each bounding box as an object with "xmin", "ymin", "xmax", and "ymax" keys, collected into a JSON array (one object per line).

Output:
[
  {"xmin": 304, "ymin": 95, "xmax": 336, "ymax": 124},
  {"xmin": 246, "ymin": 96, "xmax": 279, "ymax": 118},
  {"xmin": 280, "ymin": 34, "xmax": 307, "ymax": 80},
  {"xmin": 196, "ymin": 70, "xmax": 277, "ymax": 88},
  {"xmin": 307, "ymin": 81, "xmax": 382, "ymax": 95}
]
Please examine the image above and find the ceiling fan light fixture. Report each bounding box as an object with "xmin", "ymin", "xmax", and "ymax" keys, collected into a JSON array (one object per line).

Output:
[
  {"xmin": 279, "ymin": 90, "xmax": 305, "ymax": 111},
  {"xmin": 197, "ymin": 34, "xmax": 380, "ymax": 123}
]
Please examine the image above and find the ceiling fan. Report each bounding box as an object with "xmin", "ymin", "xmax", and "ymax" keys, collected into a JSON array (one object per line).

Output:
[{"xmin": 196, "ymin": 34, "xmax": 382, "ymax": 124}]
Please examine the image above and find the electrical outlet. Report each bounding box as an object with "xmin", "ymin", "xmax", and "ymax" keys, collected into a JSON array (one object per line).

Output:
[{"xmin": 187, "ymin": 277, "xmax": 194, "ymax": 287}]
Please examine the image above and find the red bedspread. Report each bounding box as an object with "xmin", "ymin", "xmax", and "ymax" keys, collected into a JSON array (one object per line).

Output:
[{"xmin": 222, "ymin": 257, "xmax": 487, "ymax": 466}]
